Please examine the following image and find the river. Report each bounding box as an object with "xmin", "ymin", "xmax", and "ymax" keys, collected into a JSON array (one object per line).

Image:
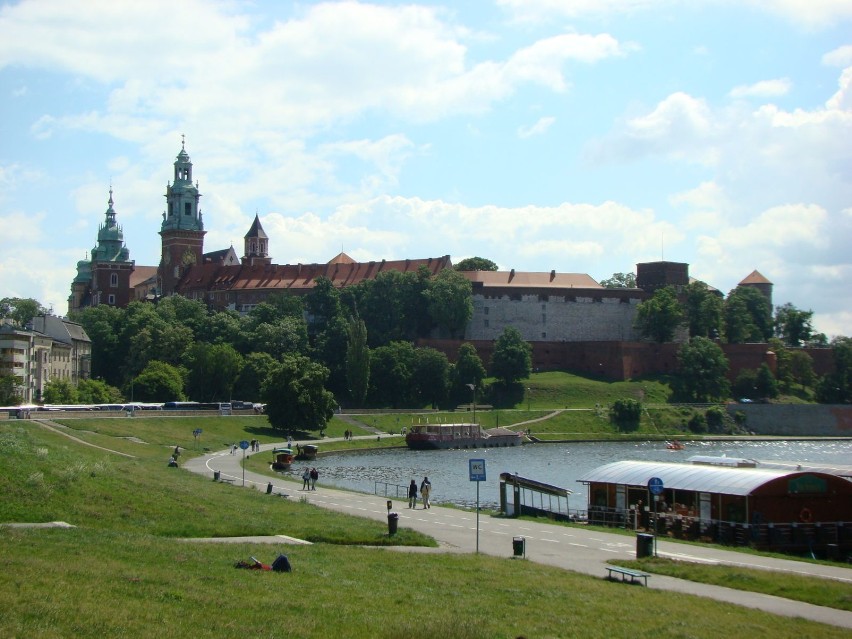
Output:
[{"xmin": 289, "ymin": 439, "xmax": 852, "ymax": 511}]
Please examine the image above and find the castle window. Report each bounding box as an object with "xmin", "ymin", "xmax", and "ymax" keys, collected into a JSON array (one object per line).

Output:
[
  {"xmin": 107, "ymin": 294, "xmax": 115, "ymax": 305},
  {"xmin": 484, "ymin": 319, "xmax": 490, "ymax": 328},
  {"xmin": 184, "ymin": 202, "xmax": 192, "ymax": 216},
  {"xmin": 541, "ymin": 332, "xmax": 546, "ymax": 339},
  {"xmin": 484, "ymin": 307, "xmax": 489, "ymax": 315},
  {"xmin": 110, "ymin": 273, "xmax": 118, "ymax": 287}
]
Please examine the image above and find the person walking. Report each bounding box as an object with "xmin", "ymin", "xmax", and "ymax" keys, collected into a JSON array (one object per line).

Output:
[
  {"xmin": 301, "ymin": 468, "xmax": 310, "ymax": 490},
  {"xmin": 408, "ymin": 479, "xmax": 418, "ymax": 509},
  {"xmin": 310, "ymin": 467, "xmax": 319, "ymax": 490},
  {"xmin": 420, "ymin": 476, "xmax": 432, "ymax": 509}
]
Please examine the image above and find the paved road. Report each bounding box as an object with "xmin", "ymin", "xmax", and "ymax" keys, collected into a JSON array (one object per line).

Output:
[{"xmin": 183, "ymin": 437, "xmax": 852, "ymax": 630}]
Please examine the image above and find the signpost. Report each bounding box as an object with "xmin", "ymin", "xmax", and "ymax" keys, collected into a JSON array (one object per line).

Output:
[
  {"xmin": 239, "ymin": 440, "xmax": 250, "ymax": 486},
  {"xmin": 647, "ymin": 476, "xmax": 664, "ymax": 557},
  {"xmin": 469, "ymin": 459, "xmax": 486, "ymax": 553}
]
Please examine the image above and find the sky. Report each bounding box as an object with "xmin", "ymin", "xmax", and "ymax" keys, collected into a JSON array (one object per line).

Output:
[{"xmin": 0, "ymin": 0, "xmax": 850, "ymax": 338}]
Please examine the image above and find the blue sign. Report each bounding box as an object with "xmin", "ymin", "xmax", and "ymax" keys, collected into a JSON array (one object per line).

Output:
[
  {"xmin": 193, "ymin": 428, "xmax": 202, "ymax": 437},
  {"xmin": 239, "ymin": 440, "xmax": 250, "ymax": 450},
  {"xmin": 648, "ymin": 476, "xmax": 664, "ymax": 495},
  {"xmin": 469, "ymin": 459, "xmax": 486, "ymax": 482}
]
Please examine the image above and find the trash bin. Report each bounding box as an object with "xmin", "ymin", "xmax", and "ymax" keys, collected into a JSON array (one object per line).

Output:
[
  {"xmin": 213, "ymin": 470, "xmax": 220, "ymax": 482},
  {"xmin": 387, "ymin": 512, "xmax": 399, "ymax": 536},
  {"xmin": 636, "ymin": 532, "xmax": 654, "ymax": 558},
  {"xmin": 266, "ymin": 482, "xmax": 273, "ymax": 494},
  {"xmin": 512, "ymin": 536, "xmax": 526, "ymax": 557}
]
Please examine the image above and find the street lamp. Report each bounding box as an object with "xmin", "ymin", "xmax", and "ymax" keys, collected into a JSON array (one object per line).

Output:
[
  {"xmin": 527, "ymin": 387, "xmax": 531, "ymax": 412},
  {"xmin": 465, "ymin": 383, "xmax": 476, "ymax": 424}
]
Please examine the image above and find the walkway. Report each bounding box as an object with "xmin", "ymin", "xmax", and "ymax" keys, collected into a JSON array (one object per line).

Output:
[{"xmin": 183, "ymin": 436, "xmax": 852, "ymax": 630}]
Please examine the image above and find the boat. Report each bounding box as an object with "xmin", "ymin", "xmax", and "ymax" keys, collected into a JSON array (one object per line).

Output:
[
  {"xmin": 666, "ymin": 440, "xmax": 685, "ymax": 450},
  {"xmin": 295, "ymin": 444, "xmax": 319, "ymax": 461},
  {"xmin": 405, "ymin": 423, "xmax": 524, "ymax": 450},
  {"xmin": 271, "ymin": 447, "xmax": 295, "ymax": 471}
]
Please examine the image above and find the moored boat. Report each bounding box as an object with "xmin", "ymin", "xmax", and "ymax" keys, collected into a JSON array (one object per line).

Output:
[
  {"xmin": 296, "ymin": 444, "xmax": 319, "ymax": 460},
  {"xmin": 271, "ymin": 447, "xmax": 295, "ymax": 470},
  {"xmin": 405, "ymin": 423, "xmax": 524, "ymax": 450}
]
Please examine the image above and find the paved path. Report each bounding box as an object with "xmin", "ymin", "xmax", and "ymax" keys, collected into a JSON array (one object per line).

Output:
[{"xmin": 183, "ymin": 437, "xmax": 852, "ymax": 630}]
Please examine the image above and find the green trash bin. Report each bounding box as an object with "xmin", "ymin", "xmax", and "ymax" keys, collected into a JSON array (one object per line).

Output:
[
  {"xmin": 512, "ymin": 536, "xmax": 525, "ymax": 557},
  {"xmin": 387, "ymin": 513, "xmax": 399, "ymax": 535},
  {"xmin": 636, "ymin": 533, "xmax": 654, "ymax": 558}
]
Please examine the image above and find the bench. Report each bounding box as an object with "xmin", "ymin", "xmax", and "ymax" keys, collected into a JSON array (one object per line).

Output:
[{"xmin": 605, "ymin": 565, "xmax": 650, "ymax": 586}]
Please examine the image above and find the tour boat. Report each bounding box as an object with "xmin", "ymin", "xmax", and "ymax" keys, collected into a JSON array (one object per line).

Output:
[
  {"xmin": 405, "ymin": 423, "xmax": 524, "ymax": 450},
  {"xmin": 271, "ymin": 447, "xmax": 295, "ymax": 470}
]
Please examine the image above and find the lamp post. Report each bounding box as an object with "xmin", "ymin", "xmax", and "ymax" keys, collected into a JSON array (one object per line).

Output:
[
  {"xmin": 466, "ymin": 383, "xmax": 476, "ymax": 424},
  {"xmin": 527, "ymin": 387, "xmax": 531, "ymax": 412}
]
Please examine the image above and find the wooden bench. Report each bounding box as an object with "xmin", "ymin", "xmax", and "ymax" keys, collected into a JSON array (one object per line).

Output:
[{"xmin": 605, "ymin": 565, "xmax": 650, "ymax": 586}]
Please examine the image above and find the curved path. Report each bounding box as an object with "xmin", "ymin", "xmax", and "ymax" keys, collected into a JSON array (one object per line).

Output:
[{"xmin": 183, "ymin": 437, "xmax": 852, "ymax": 630}]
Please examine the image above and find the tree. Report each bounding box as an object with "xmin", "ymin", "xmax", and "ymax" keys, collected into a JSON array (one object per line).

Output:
[
  {"xmin": 450, "ymin": 343, "xmax": 487, "ymax": 405},
  {"xmin": 304, "ymin": 277, "xmax": 341, "ymax": 331},
  {"xmin": 244, "ymin": 317, "xmax": 308, "ymax": 359},
  {"xmin": 312, "ymin": 315, "xmax": 350, "ymax": 400},
  {"xmin": 262, "ymin": 355, "xmax": 336, "ymax": 433},
  {"xmin": 345, "ymin": 316, "xmax": 370, "ymax": 407},
  {"xmin": 490, "ymin": 327, "xmax": 532, "ymax": 386},
  {"xmin": 232, "ymin": 352, "xmax": 278, "ymax": 402},
  {"xmin": 425, "ymin": 268, "xmax": 473, "ymax": 338},
  {"xmin": 74, "ymin": 304, "xmax": 125, "ymax": 386},
  {"xmin": 684, "ymin": 282, "xmax": 722, "ymax": 339},
  {"xmin": 76, "ymin": 378, "xmax": 124, "ymax": 404},
  {"xmin": 368, "ymin": 341, "xmax": 417, "ymax": 407},
  {"xmin": 132, "ymin": 361, "xmax": 185, "ymax": 402},
  {"xmin": 454, "ymin": 257, "xmax": 498, "ymax": 272},
  {"xmin": 732, "ymin": 368, "xmax": 758, "ymax": 400},
  {"xmin": 671, "ymin": 337, "xmax": 730, "ymax": 402},
  {"xmin": 0, "ymin": 297, "xmax": 47, "ymax": 327},
  {"xmin": 724, "ymin": 287, "xmax": 772, "ymax": 343},
  {"xmin": 774, "ymin": 303, "xmax": 814, "ymax": 347},
  {"xmin": 634, "ymin": 286, "xmax": 684, "ymax": 343},
  {"xmin": 42, "ymin": 379, "xmax": 79, "ymax": 404},
  {"xmin": 183, "ymin": 342, "xmax": 243, "ymax": 402},
  {"xmin": 755, "ymin": 363, "xmax": 779, "ymax": 399},
  {"xmin": 816, "ymin": 337, "xmax": 852, "ymax": 403},
  {"xmin": 0, "ymin": 374, "xmax": 21, "ymax": 405},
  {"xmin": 412, "ymin": 347, "xmax": 450, "ymax": 408},
  {"xmin": 600, "ymin": 272, "xmax": 636, "ymax": 288},
  {"xmin": 609, "ymin": 398, "xmax": 641, "ymax": 431},
  {"xmin": 788, "ymin": 350, "xmax": 816, "ymax": 391}
]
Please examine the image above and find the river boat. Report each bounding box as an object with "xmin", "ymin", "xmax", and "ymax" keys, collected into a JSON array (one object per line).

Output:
[
  {"xmin": 405, "ymin": 423, "xmax": 524, "ymax": 450},
  {"xmin": 665, "ymin": 440, "xmax": 685, "ymax": 450},
  {"xmin": 271, "ymin": 448, "xmax": 295, "ymax": 471},
  {"xmin": 296, "ymin": 444, "xmax": 319, "ymax": 461}
]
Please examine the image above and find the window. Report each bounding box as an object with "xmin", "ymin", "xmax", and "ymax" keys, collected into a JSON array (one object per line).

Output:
[
  {"xmin": 541, "ymin": 332, "xmax": 546, "ymax": 339},
  {"xmin": 184, "ymin": 202, "xmax": 192, "ymax": 216},
  {"xmin": 484, "ymin": 319, "xmax": 490, "ymax": 328},
  {"xmin": 110, "ymin": 273, "xmax": 118, "ymax": 287},
  {"xmin": 484, "ymin": 307, "xmax": 489, "ymax": 315},
  {"xmin": 107, "ymin": 294, "xmax": 116, "ymax": 305}
]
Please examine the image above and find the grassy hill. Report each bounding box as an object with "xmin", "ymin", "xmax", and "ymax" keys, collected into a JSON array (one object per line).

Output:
[{"xmin": 1, "ymin": 419, "xmax": 846, "ymax": 638}]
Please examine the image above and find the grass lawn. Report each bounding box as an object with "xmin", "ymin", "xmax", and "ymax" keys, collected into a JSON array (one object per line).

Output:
[{"xmin": 1, "ymin": 421, "xmax": 849, "ymax": 638}]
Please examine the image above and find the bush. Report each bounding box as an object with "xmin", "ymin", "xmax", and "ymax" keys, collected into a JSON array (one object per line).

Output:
[
  {"xmin": 609, "ymin": 398, "xmax": 642, "ymax": 431},
  {"xmin": 688, "ymin": 413, "xmax": 707, "ymax": 433}
]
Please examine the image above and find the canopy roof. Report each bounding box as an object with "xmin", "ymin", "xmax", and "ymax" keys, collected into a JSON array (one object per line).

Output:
[{"xmin": 577, "ymin": 460, "xmax": 805, "ymax": 497}]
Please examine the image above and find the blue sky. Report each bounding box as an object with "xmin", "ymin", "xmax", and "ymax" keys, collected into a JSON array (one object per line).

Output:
[{"xmin": 1, "ymin": 0, "xmax": 850, "ymax": 337}]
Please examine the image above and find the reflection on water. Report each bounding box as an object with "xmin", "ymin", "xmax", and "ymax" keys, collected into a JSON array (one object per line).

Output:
[{"xmin": 287, "ymin": 439, "xmax": 852, "ymax": 511}]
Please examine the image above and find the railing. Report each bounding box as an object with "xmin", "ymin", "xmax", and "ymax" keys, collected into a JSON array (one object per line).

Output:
[{"xmin": 374, "ymin": 481, "xmax": 410, "ymax": 499}]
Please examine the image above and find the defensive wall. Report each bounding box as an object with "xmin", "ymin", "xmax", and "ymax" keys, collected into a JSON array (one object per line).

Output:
[{"xmin": 726, "ymin": 403, "xmax": 852, "ymax": 437}]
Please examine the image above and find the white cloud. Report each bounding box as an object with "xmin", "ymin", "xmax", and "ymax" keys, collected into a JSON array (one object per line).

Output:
[
  {"xmin": 822, "ymin": 45, "xmax": 852, "ymax": 67},
  {"xmin": 518, "ymin": 116, "xmax": 556, "ymax": 138},
  {"xmin": 729, "ymin": 78, "xmax": 792, "ymax": 99}
]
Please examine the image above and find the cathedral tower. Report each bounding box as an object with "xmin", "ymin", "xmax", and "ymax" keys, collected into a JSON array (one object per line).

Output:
[
  {"xmin": 159, "ymin": 137, "xmax": 205, "ymax": 295},
  {"xmin": 242, "ymin": 214, "xmax": 272, "ymax": 266}
]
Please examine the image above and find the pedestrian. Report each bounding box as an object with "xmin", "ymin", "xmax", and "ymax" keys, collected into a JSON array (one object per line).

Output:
[
  {"xmin": 420, "ymin": 476, "xmax": 432, "ymax": 509},
  {"xmin": 302, "ymin": 468, "xmax": 310, "ymax": 490},
  {"xmin": 310, "ymin": 467, "xmax": 319, "ymax": 490},
  {"xmin": 231, "ymin": 444, "xmax": 237, "ymax": 455},
  {"xmin": 287, "ymin": 435, "xmax": 293, "ymax": 448},
  {"xmin": 408, "ymin": 479, "xmax": 418, "ymax": 509}
]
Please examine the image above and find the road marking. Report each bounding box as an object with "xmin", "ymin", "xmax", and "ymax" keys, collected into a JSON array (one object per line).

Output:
[
  {"xmin": 540, "ymin": 538, "xmax": 560, "ymax": 544},
  {"xmin": 568, "ymin": 542, "xmax": 587, "ymax": 548}
]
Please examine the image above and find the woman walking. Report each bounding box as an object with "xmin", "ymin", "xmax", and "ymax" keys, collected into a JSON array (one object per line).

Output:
[{"xmin": 420, "ymin": 476, "xmax": 432, "ymax": 509}]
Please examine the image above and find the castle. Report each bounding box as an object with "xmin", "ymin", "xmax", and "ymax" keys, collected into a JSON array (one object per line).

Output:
[{"xmin": 68, "ymin": 140, "xmax": 772, "ymax": 350}]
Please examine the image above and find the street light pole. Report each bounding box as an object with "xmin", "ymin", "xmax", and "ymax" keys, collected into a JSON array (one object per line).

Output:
[{"xmin": 466, "ymin": 383, "xmax": 476, "ymax": 424}]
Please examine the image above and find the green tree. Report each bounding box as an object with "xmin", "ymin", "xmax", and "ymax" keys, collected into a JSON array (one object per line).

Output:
[
  {"xmin": 345, "ymin": 269, "xmax": 431, "ymax": 346},
  {"xmin": 816, "ymin": 337, "xmax": 852, "ymax": 403},
  {"xmin": 684, "ymin": 282, "xmax": 723, "ymax": 339},
  {"xmin": 705, "ymin": 406, "xmax": 727, "ymax": 434},
  {"xmin": 634, "ymin": 286, "xmax": 684, "ymax": 343},
  {"xmin": 132, "ymin": 361, "xmax": 185, "ymax": 402},
  {"xmin": 76, "ymin": 378, "xmax": 124, "ymax": 404},
  {"xmin": 244, "ymin": 317, "xmax": 309, "ymax": 359},
  {"xmin": 73, "ymin": 304, "xmax": 125, "ymax": 387},
  {"xmin": 198, "ymin": 309, "xmax": 244, "ymax": 346},
  {"xmin": 454, "ymin": 257, "xmax": 498, "ymax": 272},
  {"xmin": 450, "ymin": 343, "xmax": 487, "ymax": 405},
  {"xmin": 609, "ymin": 398, "xmax": 641, "ymax": 431},
  {"xmin": 262, "ymin": 355, "xmax": 336, "ymax": 433},
  {"xmin": 672, "ymin": 337, "xmax": 730, "ymax": 402},
  {"xmin": 425, "ymin": 268, "xmax": 473, "ymax": 338},
  {"xmin": 42, "ymin": 379, "xmax": 79, "ymax": 404},
  {"xmin": 183, "ymin": 343, "xmax": 243, "ymax": 402},
  {"xmin": 312, "ymin": 315, "xmax": 350, "ymax": 400},
  {"xmin": 232, "ymin": 352, "xmax": 278, "ymax": 402},
  {"xmin": 774, "ymin": 303, "xmax": 814, "ymax": 347},
  {"xmin": 490, "ymin": 327, "xmax": 532, "ymax": 386},
  {"xmin": 732, "ymin": 369, "xmax": 758, "ymax": 400},
  {"xmin": 755, "ymin": 363, "xmax": 779, "ymax": 399},
  {"xmin": 154, "ymin": 295, "xmax": 208, "ymax": 340},
  {"xmin": 600, "ymin": 272, "xmax": 636, "ymax": 288},
  {"xmin": 345, "ymin": 316, "xmax": 370, "ymax": 407},
  {"xmin": 0, "ymin": 374, "xmax": 21, "ymax": 405},
  {"xmin": 788, "ymin": 350, "xmax": 816, "ymax": 391},
  {"xmin": 0, "ymin": 297, "xmax": 47, "ymax": 327},
  {"xmin": 413, "ymin": 347, "xmax": 450, "ymax": 408},
  {"xmin": 724, "ymin": 287, "xmax": 773, "ymax": 343},
  {"xmin": 368, "ymin": 341, "xmax": 417, "ymax": 407},
  {"xmin": 304, "ymin": 277, "xmax": 342, "ymax": 334}
]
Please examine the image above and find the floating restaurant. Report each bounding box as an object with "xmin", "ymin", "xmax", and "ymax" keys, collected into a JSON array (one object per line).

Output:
[{"xmin": 577, "ymin": 458, "xmax": 852, "ymax": 556}]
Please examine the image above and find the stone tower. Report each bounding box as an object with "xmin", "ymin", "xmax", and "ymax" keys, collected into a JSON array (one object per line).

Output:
[
  {"xmin": 159, "ymin": 137, "xmax": 205, "ymax": 296},
  {"xmin": 241, "ymin": 214, "xmax": 272, "ymax": 266}
]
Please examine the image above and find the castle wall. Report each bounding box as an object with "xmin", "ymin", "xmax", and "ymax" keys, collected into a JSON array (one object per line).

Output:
[{"xmin": 726, "ymin": 403, "xmax": 852, "ymax": 437}]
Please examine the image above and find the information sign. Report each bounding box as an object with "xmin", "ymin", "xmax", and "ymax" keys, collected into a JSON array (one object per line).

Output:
[
  {"xmin": 648, "ymin": 476, "xmax": 664, "ymax": 495},
  {"xmin": 469, "ymin": 459, "xmax": 486, "ymax": 482},
  {"xmin": 239, "ymin": 440, "xmax": 250, "ymax": 450}
]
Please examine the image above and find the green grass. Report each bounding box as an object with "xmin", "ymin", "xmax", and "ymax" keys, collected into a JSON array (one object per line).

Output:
[
  {"xmin": 2, "ymin": 421, "xmax": 849, "ymax": 638},
  {"xmin": 615, "ymin": 557, "xmax": 852, "ymax": 612}
]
